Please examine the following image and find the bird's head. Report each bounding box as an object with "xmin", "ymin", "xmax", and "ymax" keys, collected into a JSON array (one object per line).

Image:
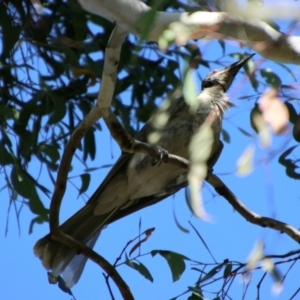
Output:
[{"xmin": 202, "ymin": 54, "xmax": 255, "ymax": 92}]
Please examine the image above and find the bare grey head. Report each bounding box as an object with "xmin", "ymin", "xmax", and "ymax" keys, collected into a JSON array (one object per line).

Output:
[{"xmin": 201, "ymin": 54, "xmax": 255, "ymax": 92}]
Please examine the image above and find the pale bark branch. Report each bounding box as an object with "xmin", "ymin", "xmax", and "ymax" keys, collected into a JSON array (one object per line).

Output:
[
  {"xmin": 49, "ymin": 25, "xmax": 133, "ymax": 300},
  {"xmin": 206, "ymin": 173, "xmax": 300, "ymax": 244},
  {"xmin": 78, "ymin": 0, "xmax": 300, "ymax": 64}
]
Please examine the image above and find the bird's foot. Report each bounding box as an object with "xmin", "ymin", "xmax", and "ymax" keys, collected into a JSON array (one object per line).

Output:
[
  {"xmin": 205, "ymin": 167, "xmax": 214, "ymax": 180},
  {"xmin": 150, "ymin": 146, "xmax": 169, "ymax": 166}
]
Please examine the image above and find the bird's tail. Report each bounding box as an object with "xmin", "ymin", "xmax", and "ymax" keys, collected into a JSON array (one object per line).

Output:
[{"xmin": 33, "ymin": 203, "xmax": 112, "ymax": 288}]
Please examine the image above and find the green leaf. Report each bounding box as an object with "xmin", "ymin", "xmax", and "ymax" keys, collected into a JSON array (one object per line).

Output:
[
  {"xmin": 223, "ymin": 263, "xmax": 232, "ymax": 278},
  {"xmin": 137, "ymin": 7, "xmax": 159, "ymax": 41},
  {"xmin": 285, "ymin": 102, "xmax": 298, "ymax": 124},
  {"xmin": 39, "ymin": 144, "xmax": 60, "ymax": 163},
  {"xmin": 0, "ymin": 104, "xmax": 20, "ymax": 120},
  {"xmin": 218, "ymin": 40, "xmax": 226, "ymax": 55},
  {"xmin": 188, "ymin": 286, "xmax": 203, "ymax": 299},
  {"xmin": 293, "ymin": 118, "xmax": 300, "ymax": 143},
  {"xmin": 11, "ymin": 166, "xmax": 34, "ymax": 199},
  {"xmin": 260, "ymin": 68, "xmax": 281, "ymax": 87},
  {"xmin": 151, "ymin": 250, "xmax": 189, "ymax": 282},
  {"xmin": 250, "ymin": 104, "xmax": 262, "ymax": 133},
  {"xmin": 48, "ymin": 273, "xmax": 74, "ymax": 297},
  {"xmin": 237, "ymin": 127, "xmax": 254, "ymax": 137},
  {"xmin": 125, "ymin": 260, "xmax": 153, "ymax": 282},
  {"xmin": 78, "ymin": 173, "xmax": 91, "ymax": 196},
  {"xmin": 0, "ymin": 144, "xmax": 13, "ymax": 165},
  {"xmin": 198, "ymin": 263, "xmax": 225, "ymax": 283},
  {"xmin": 10, "ymin": 165, "xmax": 48, "ymax": 216},
  {"xmin": 29, "ymin": 215, "xmax": 47, "ymax": 234},
  {"xmin": 188, "ymin": 293, "xmax": 202, "ymax": 300},
  {"xmin": 172, "ymin": 205, "xmax": 189, "ymax": 233},
  {"xmin": 48, "ymin": 96, "xmax": 67, "ymax": 124},
  {"xmin": 83, "ymin": 127, "xmax": 96, "ymax": 161},
  {"xmin": 221, "ymin": 129, "xmax": 230, "ymax": 143},
  {"xmin": 0, "ymin": 7, "xmax": 21, "ymax": 59},
  {"xmin": 278, "ymin": 146, "xmax": 297, "ymax": 166}
]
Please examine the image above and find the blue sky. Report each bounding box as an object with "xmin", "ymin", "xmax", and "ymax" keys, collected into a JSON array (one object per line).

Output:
[{"xmin": 1, "ymin": 2, "xmax": 300, "ymax": 300}]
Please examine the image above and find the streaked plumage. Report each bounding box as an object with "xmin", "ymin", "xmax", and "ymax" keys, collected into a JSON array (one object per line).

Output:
[{"xmin": 34, "ymin": 54, "xmax": 254, "ymax": 288}]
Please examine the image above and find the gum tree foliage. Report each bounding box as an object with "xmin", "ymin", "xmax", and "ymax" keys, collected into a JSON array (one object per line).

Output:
[{"xmin": 1, "ymin": 0, "xmax": 300, "ymax": 299}]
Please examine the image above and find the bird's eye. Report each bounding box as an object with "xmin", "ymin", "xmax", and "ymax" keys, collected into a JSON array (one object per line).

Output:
[{"xmin": 201, "ymin": 79, "xmax": 215, "ymax": 90}]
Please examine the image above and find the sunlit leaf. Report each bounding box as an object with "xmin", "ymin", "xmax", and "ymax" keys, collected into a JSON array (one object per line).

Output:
[
  {"xmin": 259, "ymin": 88, "xmax": 289, "ymax": 134},
  {"xmin": 236, "ymin": 145, "xmax": 255, "ymax": 176},
  {"xmin": 246, "ymin": 240, "xmax": 264, "ymax": 271},
  {"xmin": 184, "ymin": 68, "xmax": 199, "ymax": 113},
  {"xmin": 252, "ymin": 113, "xmax": 271, "ymax": 148},
  {"xmin": 250, "ymin": 104, "xmax": 261, "ymax": 133},
  {"xmin": 188, "ymin": 121, "xmax": 214, "ymax": 220}
]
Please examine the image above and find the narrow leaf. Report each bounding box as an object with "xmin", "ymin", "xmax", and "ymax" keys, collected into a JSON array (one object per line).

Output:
[
  {"xmin": 125, "ymin": 260, "xmax": 153, "ymax": 282},
  {"xmin": 129, "ymin": 228, "xmax": 155, "ymax": 256},
  {"xmin": 151, "ymin": 250, "xmax": 188, "ymax": 282},
  {"xmin": 78, "ymin": 173, "xmax": 91, "ymax": 196}
]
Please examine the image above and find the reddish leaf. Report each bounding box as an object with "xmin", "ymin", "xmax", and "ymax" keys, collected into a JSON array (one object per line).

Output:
[{"xmin": 129, "ymin": 228, "xmax": 155, "ymax": 256}]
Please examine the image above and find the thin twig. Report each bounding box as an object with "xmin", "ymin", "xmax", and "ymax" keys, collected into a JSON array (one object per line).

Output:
[
  {"xmin": 256, "ymin": 272, "xmax": 267, "ymax": 300},
  {"xmin": 189, "ymin": 221, "xmax": 217, "ymax": 263},
  {"xmin": 103, "ymin": 272, "xmax": 115, "ymax": 300},
  {"xmin": 206, "ymin": 173, "xmax": 300, "ymax": 244}
]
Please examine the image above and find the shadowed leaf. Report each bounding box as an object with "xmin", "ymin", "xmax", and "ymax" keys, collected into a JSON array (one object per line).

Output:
[
  {"xmin": 125, "ymin": 260, "xmax": 153, "ymax": 282},
  {"xmin": 151, "ymin": 250, "xmax": 189, "ymax": 282},
  {"xmin": 78, "ymin": 173, "xmax": 91, "ymax": 196}
]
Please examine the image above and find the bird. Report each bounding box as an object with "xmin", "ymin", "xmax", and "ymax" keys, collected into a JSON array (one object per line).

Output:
[{"xmin": 34, "ymin": 53, "xmax": 255, "ymax": 288}]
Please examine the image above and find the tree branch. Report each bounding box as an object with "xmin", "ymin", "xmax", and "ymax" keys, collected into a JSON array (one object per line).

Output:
[
  {"xmin": 78, "ymin": 0, "xmax": 300, "ymax": 64},
  {"xmin": 48, "ymin": 25, "xmax": 134, "ymax": 300},
  {"xmin": 103, "ymin": 107, "xmax": 190, "ymax": 169},
  {"xmin": 206, "ymin": 173, "xmax": 300, "ymax": 244},
  {"xmin": 82, "ymin": 95, "xmax": 300, "ymax": 244}
]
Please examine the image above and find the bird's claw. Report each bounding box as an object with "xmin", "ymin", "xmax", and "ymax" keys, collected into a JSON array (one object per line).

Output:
[
  {"xmin": 205, "ymin": 167, "xmax": 214, "ymax": 180},
  {"xmin": 150, "ymin": 146, "xmax": 169, "ymax": 166}
]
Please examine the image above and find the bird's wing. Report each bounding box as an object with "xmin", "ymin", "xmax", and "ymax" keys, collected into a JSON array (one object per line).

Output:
[
  {"xmin": 87, "ymin": 119, "xmax": 155, "ymax": 205},
  {"xmin": 108, "ymin": 180, "xmax": 188, "ymax": 224},
  {"xmin": 87, "ymin": 95, "xmax": 187, "ymax": 206}
]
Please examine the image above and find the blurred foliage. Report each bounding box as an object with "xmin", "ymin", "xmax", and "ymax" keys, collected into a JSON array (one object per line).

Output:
[{"xmin": 1, "ymin": 0, "xmax": 300, "ymax": 298}]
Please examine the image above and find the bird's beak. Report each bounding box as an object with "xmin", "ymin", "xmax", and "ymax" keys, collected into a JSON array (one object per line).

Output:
[{"xmin": 226, "ymin": 53, "xmax": 255, "ymax": 77}]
